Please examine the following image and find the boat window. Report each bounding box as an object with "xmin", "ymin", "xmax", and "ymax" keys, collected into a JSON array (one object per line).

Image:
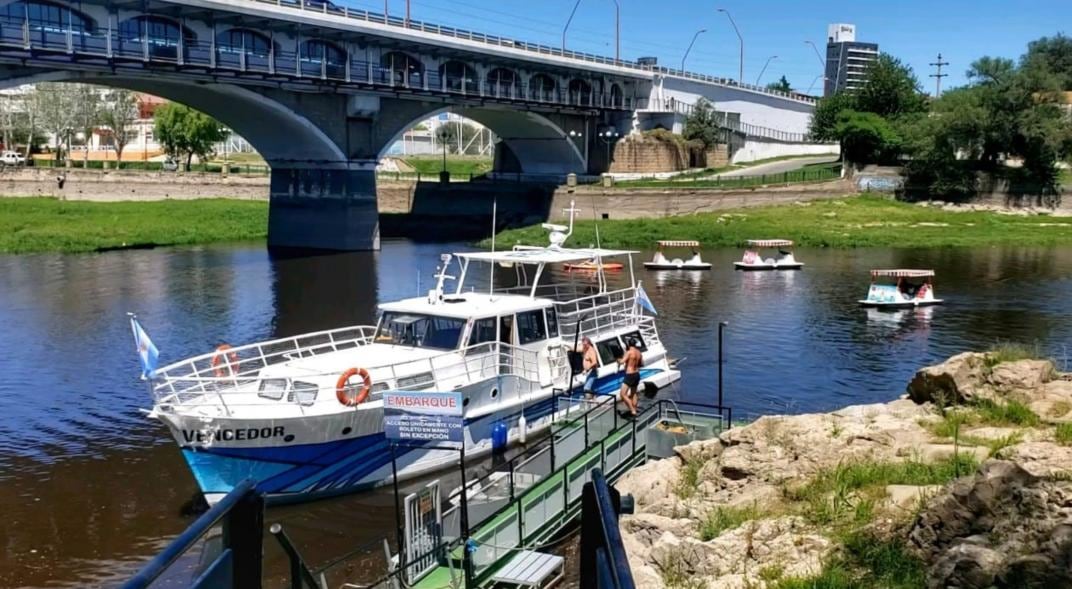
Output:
[
  {"xmin": 258, "ymin": 378, "xmax": 288, "ymax": 401},
  {"xmin": 397, "ymin": 371, "xmax": 435, "ymax": 390},
  {"xmin": 595, "ymin": 339, "xmax": 623, "ymax": 365},
  {"xmin": 374, "ymin": 312, "xmax": 466, "ymax": 350},
  {"xmin": 545, "ymin": 307, "xmax": 559, "ymax": 338},
  {"xmin": 468, "ymin": 317, "xmax": 497, "ymax": 347},
  {"xmin": 290, "ymin": 380, "xmax": 318, "ymax": 405},
  {"xmin": 618, "ymin": 331, "xmax": 647, "ymax": 352},
  {"xmin": 517, "ymin": 310, "xmax": 547, "ymax": 345}
]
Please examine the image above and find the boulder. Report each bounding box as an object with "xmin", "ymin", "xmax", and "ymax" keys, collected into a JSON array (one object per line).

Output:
[
  {"xmin": 988, "ymin": 359, "xmax": 1055, "ymax": 390},
  {"xmin": 907, "ymin": 352, "xmax": 989, "ymax": 405},
  {"xmin": 927, "ymin": 544, "xmax": 1004, "ymax": 589},
  {"xmin": 616, "ymin": 456, "xmax": 680, "ymax": 509}
]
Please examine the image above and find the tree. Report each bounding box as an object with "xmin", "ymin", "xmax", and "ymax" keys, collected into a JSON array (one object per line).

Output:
[
  {"xmin": 834, "ymin": 110, "xmax": 901, "ymax": 166},
  {"xmin": 1022, "ymin": 34, "xmax": 1072, "ymax": 90},
  {"xmin": 99, "ymin": 90, "xmax": 139, "ymax": 166},
  {"xmin": 809, "ymin": 91, "xmax": 857, "ymax": 142},
  {"xmin": 72, "ymin": 84, "xmax": 100, "ymax": 167},
  {"xmin": 32, "ymin": 83, "xmax": 80, "ymax": 166},
  {"xmin": 153, "ymin": 103, "xmax": 227, "ymax": 170},
  {"xmin": 854, "ymin": 54, "xmax": 927, "ymax": 117},
  {"xmin": 682, "ymin": 98, "xmax": 722, "ymax": 150},
  {"xmin": 765, "ymin": 75, "xmax": 792, "ymax": 93}
]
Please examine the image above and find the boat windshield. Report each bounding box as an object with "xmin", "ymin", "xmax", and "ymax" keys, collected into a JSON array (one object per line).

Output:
[{"xmin": 374, "ymin": 312, "xmax": 467, "ymax": 350}]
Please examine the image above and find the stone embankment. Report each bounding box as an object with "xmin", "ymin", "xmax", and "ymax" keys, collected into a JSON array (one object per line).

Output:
[{"xmin": 619, "ymin": 350, "xmax": 1072, "ymax": 588}]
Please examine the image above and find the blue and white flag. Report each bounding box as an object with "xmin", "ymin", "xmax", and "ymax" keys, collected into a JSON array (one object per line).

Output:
[
  {"xmin": 635, "ymin": 282, "xmax": 658, "ymax": 316},
  {"xmin": 129, "ymin": 314, "xmax": 160, "ymax": 380}
]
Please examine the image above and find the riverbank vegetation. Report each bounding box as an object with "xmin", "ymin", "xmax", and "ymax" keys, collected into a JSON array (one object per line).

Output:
[
  {"xmin": 488, "ymin": 195, "xmax": 1072, "ymax": 249},
  {"xmin": 0, "ymin": 197, "xmax": 266, "ymax": 254},
  {"xmin": 400, "ymin": 155, "xmax": 493, "ymax": 177},
  {"xmin": 811, "ymin": 35, "xmax": 1072, "ymax": 203}
]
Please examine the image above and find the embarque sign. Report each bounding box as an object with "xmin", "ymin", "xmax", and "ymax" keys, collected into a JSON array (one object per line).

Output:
[{"xmin": 383, "ymin": 391, "xmax": 464, "ymax": 444}]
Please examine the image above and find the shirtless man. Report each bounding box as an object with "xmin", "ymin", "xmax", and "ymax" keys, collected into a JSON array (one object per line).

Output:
[
  {"xmin": 618, "ymin": 339, "xmax": 642, "ymax": 416},
  {"xmin": 580, "ymin": 336, "xmax": 599, "ymax": 400}
]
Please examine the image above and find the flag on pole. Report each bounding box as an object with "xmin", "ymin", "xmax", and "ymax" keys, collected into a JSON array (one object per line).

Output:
[
  {"xmin": 635, "ymin": 282, "xmax": 658, "ymax": 316},
  {"xmin": 129, "ymin": 314, "xmax": 159, "ymax": 380}
]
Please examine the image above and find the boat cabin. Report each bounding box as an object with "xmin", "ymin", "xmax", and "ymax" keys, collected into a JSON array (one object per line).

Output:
[
  {"xmin": 860, "ymin": 269, "xmax": 942, "ymax": 308},
  {"xmin": 645, "ymin": 240, "xmax": 711, "ymax": 270},
  {"xmin": 734, "ymin": 239, "xmax": 803, "ymax": 271}
]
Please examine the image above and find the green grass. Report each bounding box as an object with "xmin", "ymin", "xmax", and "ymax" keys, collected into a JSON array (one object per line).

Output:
[
  {"xmin": 985, "ymin": 342, "xmax": 1046, "ymax": 367},
  {"xmin": 617, "ymin": 163, "xmax": 840, "ymax": 189},
  {"xmin": 787, "ymin": 455, "xmax": 978, "ymax": 508},
  {"xmin": 1056, "ymin": 423, "xmax": 1072, "ymax": 446},
  {"xmin": 771, "ymin": 533, "xmax": 926, "ymax": 589},
  {"xmin": 674, "ymin": 455, "xmax": 704, "ymax": 499},
  {"xmin": 401, "ymin": 155, "xmax": 493, "ymax": 177},
  {"xmin": 699, "ymin": 504, "xmax": 764, "ymax": 540},
  {"xmin": 487, "ymin": 195, "xmax": 1072, "ymax": 249},
  {"xmin": 0, "ymin": 197, "xmax": 268, "ymax": 253},
  {"xmin": 974, "ymin": 398, "xmax": 1040, "ymax": 427}
]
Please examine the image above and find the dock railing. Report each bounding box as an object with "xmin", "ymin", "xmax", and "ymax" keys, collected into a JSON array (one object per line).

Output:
[
  {"xmin": 580, "ymin": 468, "xmax": 635, "ymax": 589},
  {"xmin": 121, "ymin": 479, "xmax": 264, "ymax": 589}
]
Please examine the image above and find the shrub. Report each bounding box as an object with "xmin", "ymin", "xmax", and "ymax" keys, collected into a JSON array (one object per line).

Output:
[
  {"xmin": 699, "ymin": 504, "xmax": 763, "ymax": 541},
  {"xmin": 1056, "ymin": 423, "xmax": 1072, "ymax": 446},
  {"xmin": 974, "ymin": 398, "xmax": 1040, "ymax": 427}
]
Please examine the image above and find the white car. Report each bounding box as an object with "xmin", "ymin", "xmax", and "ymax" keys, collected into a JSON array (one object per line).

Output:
[{"xmin": 1, "ymin": 151, "xmax": 25, "ymax": 166}]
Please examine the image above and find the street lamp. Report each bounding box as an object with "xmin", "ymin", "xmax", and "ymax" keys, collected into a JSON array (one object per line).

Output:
[
  {"xmin": 610, "ymin": 0, "xmax": 620, "ymax": 62},
  {"xmin": 562, "ymin": 0, "xmax": 582, "ymax": 53},
  {"xmin": 718, "ymin": 321, "xmax": 728, "ymax": 409},
  {"xmin": 599, "ymin": 128, "xmax": 619, "ymax": 168},
  {"xmin": 717, "ymin": 8, "xmax": 743, "ymax": 85},
  {"xmin": 804, "ymin": 40, "xmax": 825, "ymax": 68},
  {"xmin": 681, "ymin": 29, "xmax": 706, "ymax": 71},
  {"xmin": 806, "ymin": 75, "xmax": 828, "ymax": 96},
  {"xmin": 755, "ymin": 54, "xmax": 777, "ymax": 85}
]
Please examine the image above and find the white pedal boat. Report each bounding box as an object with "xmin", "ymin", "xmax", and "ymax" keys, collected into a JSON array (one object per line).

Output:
[
  {"xmin": 733, "ymin": 239, "xmax": 804, "ymax": 271},
  {"xmin": 644, "ymin": 240, "xmax": 712, "ymax": 270},
  {"xmin": 859, "ymin": 269, "xmax": 943, "ymax": 308}
]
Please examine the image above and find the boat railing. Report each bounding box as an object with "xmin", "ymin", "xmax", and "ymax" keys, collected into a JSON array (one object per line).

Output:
[
  {"xmin": 556, "ymin": 287, "xmax": 641, "ymax": 339},
  {"xmin": 151, "ymin": 339, "xmax": 573, "ymax": 414},
  {"xmin": 494, "ymin": 283, "xmax": 596, "ymax": 302}
]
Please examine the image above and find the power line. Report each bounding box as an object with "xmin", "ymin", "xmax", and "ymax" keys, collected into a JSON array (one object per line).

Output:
[{"xmin": 929, "ymin": 52, "xmax": 949, "ymax": 97}]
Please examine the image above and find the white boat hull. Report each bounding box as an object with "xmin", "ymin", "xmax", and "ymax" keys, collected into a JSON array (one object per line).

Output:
[
  {"xmin": 858, "ymin": 299, "xmax": 943, "ymax": 309},
  {"xmin": 733, "ymin": 262, "xmax": 804, "ymax": 271},
  {"xmin": 644, "ymin": 262, "xmax": 712, "ymax": 270}
]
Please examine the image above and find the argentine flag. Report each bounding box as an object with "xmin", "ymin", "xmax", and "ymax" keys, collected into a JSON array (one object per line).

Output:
[
  {"xmin": 635, "ymin": 282, "xmax": 658, "ymax": 316},
  {"xmin": 129, "ymin": 314, "xmax": 160, "ymax": 380}
]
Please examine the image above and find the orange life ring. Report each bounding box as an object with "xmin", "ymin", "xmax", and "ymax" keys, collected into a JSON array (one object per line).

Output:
[
  {"xmin": 336, "ymin": 367, "xmax": 372, "ymax": 406},
  {"xmin": 211, "ymin": 344, "xmax": 239, "ymax": 377}
]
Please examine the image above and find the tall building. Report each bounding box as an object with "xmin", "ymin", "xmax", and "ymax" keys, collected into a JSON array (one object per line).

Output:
[{"xmin": 823, "ymin": 23, "xmax": 879, "ymax": 96}]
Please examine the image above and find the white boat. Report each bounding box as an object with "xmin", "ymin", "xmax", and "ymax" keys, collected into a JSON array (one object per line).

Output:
[
  {"xmin": 858, "ymin": 269, "xmax": 943, "ymax": 308},
  {"xmin": 644, "ymin": 240, "xmax": 712, "ymax": 270},
  {"xmin": 733, "ymin": 239, "xmax": 803, "ymax": 271},
  {"xmin": 146, "ymin": 215, "xmax": 680, "ymax": 505}
]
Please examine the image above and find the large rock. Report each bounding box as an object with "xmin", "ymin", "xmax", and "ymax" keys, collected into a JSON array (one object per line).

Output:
[
  {"xmin": 988, "ymin": 359, "xmax": 1055, "ymax": 390},
  {"xmin": 907, "ymin": 352, "xmax": 989, "ymax": 405},
  {"xmin": 910, "ymin": 460, "xmax": 1072, "ymax": 589}
]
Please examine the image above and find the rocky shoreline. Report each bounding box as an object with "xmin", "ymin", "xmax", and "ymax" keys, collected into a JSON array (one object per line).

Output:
[{"xmin": 617, "ymin": 349, "xmax": 1072, "ymax": 588}]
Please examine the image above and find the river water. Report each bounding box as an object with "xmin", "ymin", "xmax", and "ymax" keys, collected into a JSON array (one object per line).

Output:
[{"xmin": 3, "ymin": 240, "xmax": 1072, "ymax": 587}]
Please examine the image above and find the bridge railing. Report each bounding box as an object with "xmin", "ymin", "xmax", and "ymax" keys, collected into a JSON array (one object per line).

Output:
[
  {"xmin": 242, "ymin": 0, "xmax": 818, "ymax": 105},
  {"xmin": 638, "ymin": 98, "xmax": 819, "ymax": 143}
]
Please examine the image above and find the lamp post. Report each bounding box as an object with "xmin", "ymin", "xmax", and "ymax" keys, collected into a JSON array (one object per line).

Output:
[
  {"xmin": 806, "ymin": 74, "xmax": 828, "ymax": 96},
  {"xmin": 610, "ymin": 0, "xmax": 620, "ymax": 62},
  {"xmin": 562, "ymin": 0, "xmax": 582, "ymax": 53},
  {"xmin": 804, "ymin": 40, "xmax": 825, "ymax": 68},
  {"xmin": 718, "ymin": 321, "xmax": 728, "ymax": 409},
  {"xmin": 599, "ymin": 128, "xmax": 619, "ymax": 169},
  {"xmin": 717, "ymin": 8, "xmax": 743, "ymax": 85},
  {"xmin": 755, "ymin": 54, "xmax": 777, "ymax": 86},
  {"xmin": 681, "ymin": 29, "xmax": 706, "ymax": 71}
]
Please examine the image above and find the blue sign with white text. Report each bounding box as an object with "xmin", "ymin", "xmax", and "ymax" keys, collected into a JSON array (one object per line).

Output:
[{"xmin": 383, "ymin": 391, "xmax": 464, "ymax": 444}]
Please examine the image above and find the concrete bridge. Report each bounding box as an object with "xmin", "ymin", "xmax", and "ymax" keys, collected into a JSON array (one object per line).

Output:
[{"xmin": 0, "ymin": 0, "xmax": 818, "ymax": 249}]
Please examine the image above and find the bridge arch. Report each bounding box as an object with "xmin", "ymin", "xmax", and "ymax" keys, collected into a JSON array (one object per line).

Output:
[
  {"xmin": 529, "ymin": 73, "xmax": 556, "ymax": 102},
  {"xmin": 380, "ymin": 51, "xmax": 422, "ymax": 86},
  {"xmin": 299, "ymin": 39, "xmax": 346, "ymax": 78},
  {"xmin": 486, "ymin": 67, "xmax": 518, "ymax": 99},
  {"xmin": 0, "ymin": 0, "xmax": 96, "ymax": 46},
  {"xmin": 117, "ymin": 15, "xmax": 196, "ymax": 60},
  {"xmin": 567, "ymin": 78, "xmax": 591, "ymax": 106},
  {"xmin": 610, "ymin": 83, "xmax": 622, "ymax": 107},
  {"xmin": 438, "ymin": 60, "xmax": 477, "ymax": 93},
  {"xmin": 381, "ymin": 105, "xmax": 585, "ymax": 175}
]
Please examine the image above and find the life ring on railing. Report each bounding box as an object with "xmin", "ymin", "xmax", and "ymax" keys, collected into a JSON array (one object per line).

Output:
[
  {"xmin": 211, "ymin": 344, "xmax": 239, "ymax": 377},
  {"xmin": 336, "ymin": 367, "xmax": 373, "ymax": 406}
]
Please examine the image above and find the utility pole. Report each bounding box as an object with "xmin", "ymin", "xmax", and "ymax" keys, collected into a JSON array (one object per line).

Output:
[{"xmin": 929, "ymin": 53, "xmax": 949, "ymax": 97}]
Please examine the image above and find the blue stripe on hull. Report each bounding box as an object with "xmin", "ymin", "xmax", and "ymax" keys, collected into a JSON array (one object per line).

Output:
[{"xmin": 179, "ymin": 395, "xmax": 560, "ymax": 502}]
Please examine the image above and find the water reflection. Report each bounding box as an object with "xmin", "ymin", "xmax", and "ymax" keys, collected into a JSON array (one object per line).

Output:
[{"xmin": 4, "ymin": 243, "xmax": 1072, "ymax": 587}]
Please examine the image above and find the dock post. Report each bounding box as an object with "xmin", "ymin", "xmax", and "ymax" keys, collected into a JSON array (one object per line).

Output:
[
  {"xmin": 225, "ymin": 489, "xmax": 264, "ymax": 589},
  {"xmin": 718, "ymin": 321, "xmax": 728, "ymax": 410},
  {"xmin": 459, "ymin": 445, "xmax": 474, "ymax": 588}
]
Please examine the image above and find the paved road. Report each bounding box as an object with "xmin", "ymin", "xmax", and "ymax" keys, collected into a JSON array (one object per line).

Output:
[{"xmin": 718, "ymin": 155, "xmax": 840, "ymax": 178}]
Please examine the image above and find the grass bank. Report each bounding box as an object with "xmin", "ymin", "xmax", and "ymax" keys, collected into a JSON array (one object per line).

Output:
[
  {"xmin": 401, "ymin": 155, "xmax": 493, "ymax": 177},
  {"xmin": 487, "ymin": 195, "xmax": 1072, "ymax": 249},
  {"xmin": 0, "ymin": 197, "xmax": 267, "ymax": 254}
]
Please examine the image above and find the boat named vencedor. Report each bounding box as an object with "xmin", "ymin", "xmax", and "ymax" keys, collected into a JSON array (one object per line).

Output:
[{"xmin": 145, "ymin": 209, "xmax": 680, "ymax": 505}]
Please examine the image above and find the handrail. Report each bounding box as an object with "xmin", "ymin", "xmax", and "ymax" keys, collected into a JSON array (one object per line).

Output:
[
  {"xmin": 122, "ymin": 479, "xmax": 263, "ymax": 589},
  {"xmin": 580, "ymin": 468, "xmax": 635, "ymax": 589}
]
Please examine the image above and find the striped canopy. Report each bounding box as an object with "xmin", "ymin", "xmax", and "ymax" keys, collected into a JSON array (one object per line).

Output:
[
  {"xmin": 657, "ymin": 240, "xmax": 700, "ymax": 247},
  {"xmin": 746, "ymin": 239, "xmax": 793, "ymax": 248},
  {"xmin": 870, "ymin": 269, "xmax": 935, "ymax": 278}
]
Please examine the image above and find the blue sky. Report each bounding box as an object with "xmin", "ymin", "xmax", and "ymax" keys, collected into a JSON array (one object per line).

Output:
[{"xmin": 358, "ymin": 0, "xmax": 1068, "ymax": 94}]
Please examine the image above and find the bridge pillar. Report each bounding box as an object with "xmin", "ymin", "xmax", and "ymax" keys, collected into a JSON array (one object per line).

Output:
[{"xmin": 267, "ymin": 165, "xmax": 380, "ymax": 251}]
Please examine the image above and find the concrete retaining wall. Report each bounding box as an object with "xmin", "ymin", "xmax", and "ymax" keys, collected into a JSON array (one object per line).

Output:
[
  {"xmin": 731, "ymin": 139, "xmax": 840, "ymax": 164},
  {"xmin": 0, "ymin": 168, "xmax": 270, "ymax": 201},
  {"xmin": 549, "ymin": 179, "xmax": 855, "ymax": 220},
  {"xmin": 608, "ymin": 136, "xmax": 691, "ymax": 173}
]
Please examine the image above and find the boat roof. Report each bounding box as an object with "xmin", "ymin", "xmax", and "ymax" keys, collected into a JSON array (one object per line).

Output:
[
  {"xmin": 870, "ymin": 269, "xmax": 935, "ymax": 278},
  {"xmin": 747, "ymin": 239, "xmax": 794, "ymax": 247},
  {"xmin": 456, "ymin": 246, "xmax": 638, "ymax": 265},
  {"xmin": 379, "ymin": 292, "xmax": 552, "ymax": 318},
  {"xmin": 657, "ymin": 240, "xmax": 700, "ymax": 247}
]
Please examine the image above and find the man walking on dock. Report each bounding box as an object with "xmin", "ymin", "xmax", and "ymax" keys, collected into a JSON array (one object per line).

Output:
[
  {"xmin": 619, "ymin": 340, "xmax": 642, "ymax": 416},
  {"xmin": 581, "ymin": 336, "xmax": 599, "ymax": 400}
]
